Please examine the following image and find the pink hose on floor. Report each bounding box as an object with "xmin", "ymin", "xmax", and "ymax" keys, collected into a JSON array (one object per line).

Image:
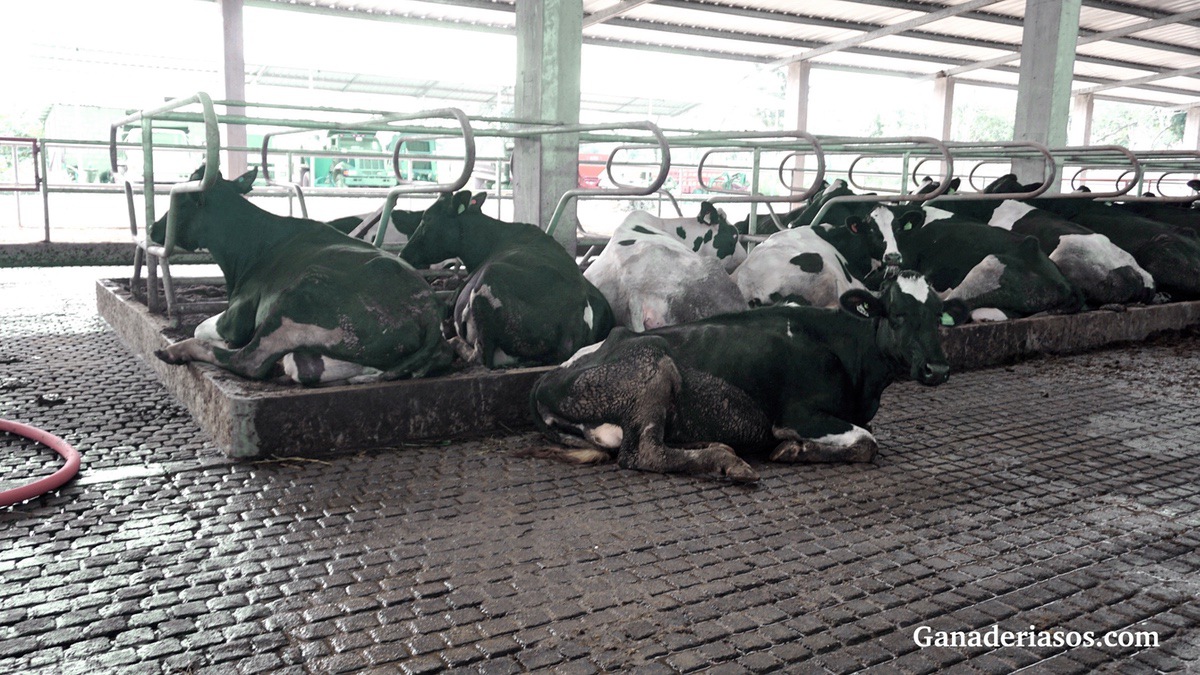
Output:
[{"xmin": 1, "ymin": 419, "xmax": 81, "ymax": 508}]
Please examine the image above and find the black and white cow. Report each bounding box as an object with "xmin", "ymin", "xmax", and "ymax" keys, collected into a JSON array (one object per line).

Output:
[
  {"xmin": 1033, "ymin": 196, "xmax": 1200, "ymax": 298},
  {"xmin": 871, "ymin": 204, "xmax": 1082, "ymax": 321},
  {"xmin": 929, "ymin": 175, "xmax": 1156, "ymax": 306},
  {"xmin": 528, "ymin": 270, "xmax": 970, "ymax": 482},
  {"xmin": 584, "ymin": 218, "xmax": 747, "ymax": 331},
  {"xmin": 622, "ymin": 203, "xmax": 746, "ymax": 272},
  {"xmin": 152, "ymin": 167, "xmax": 452, "ymax": 385},
  {"xmin": 401, "ymin": 191, "xmax": 614, "ymax": 367},
  {"xmin": 731, "ymin": 222, "xmax": 873, "ymax": 308}
]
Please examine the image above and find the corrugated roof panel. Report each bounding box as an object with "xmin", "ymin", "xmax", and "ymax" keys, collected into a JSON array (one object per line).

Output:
[
  {"xmin": 1133, "ymin": 23, "xmax": 1200, "ymax": 50},
  {"xmin": 1079, "ymin": 42, "xmax": 1200, "ymax": 73},
  {"xmin": 866, "ymin": 35, "xmax": 1017, "ymax": 65},
  {"xmin": 809, "ymin": 50, "xmax": 950, "ymax": 76},
  {"xmin": 585, "ymin": 22, "xmax": 785, "ymax": 59},
  {"xmin": 928, "ymin": 15, "xmax": 1025, "ymax": 44},
  {"xmin": 1088, "ymin": 86, "xmax": 1199, "ymax": 107},
  {"xmin": 1073, "ymin": 61, "xmax": 1165, "ymax": 83},
  {"xmin": 736, "ymin": 0, "xmax": 919, "ymax": 26},
  {"xmin": 616, "ymin": 4, "xmax": 865, "ymax": 44}
]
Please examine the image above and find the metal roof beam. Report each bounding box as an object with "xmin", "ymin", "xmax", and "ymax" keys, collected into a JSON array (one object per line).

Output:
[
  {"xmin": 646, "ymin": 0, "xmax": 1199, "ymax": 70},
  {"xmin": 934, "ymin": 8, "xmax": 1200, "ymax": 79},
  {"xmin": 1075, "ymin": 64, "xmax": 1200, "ymax": 96},
  {"xmin": 605, "ymin": 15, "xmax": 1197, "ymax": 90},
  {"xmin": 1081, "ymin": 0, "xmax": 1200, "ymax": 30},
  {"xmin": 583, "ymin": 0, "xmax": 657, "ymax": 28},
  {"xmin": 768, "ymin": 0, "xmax": 1007, "ymax": 68}
]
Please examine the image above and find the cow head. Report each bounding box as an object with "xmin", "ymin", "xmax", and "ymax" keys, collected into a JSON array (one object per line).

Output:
[
  {"xmin": 150, "ymin": 165, "xmax": 256, "ymax": 250},
  {"xmin": 870, "ymin": 204, "xmax": 924, "ymax": 265},
  {"xmin": 839, "ymin": 271, "xmax": 969, "ymax": 385},
  {"xmin": 399, "ymin": 190, "xmax": 483, "ymax": 268}
]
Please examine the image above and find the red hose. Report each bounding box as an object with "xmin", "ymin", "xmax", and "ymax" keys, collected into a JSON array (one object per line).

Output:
[{"xmin": 1, "ymin": 419, "xmax": 81, "ymax": 508}]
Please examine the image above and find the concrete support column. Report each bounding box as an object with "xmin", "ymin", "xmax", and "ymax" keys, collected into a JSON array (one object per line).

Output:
[
  {"xmin": 513, "ymin": 0, "xmax": 583, "ymax": 254},
  {"xmin": 1069, "ymin": 93, "xmax": 1094, "ymax": 146},
  {"xmin": 1012, "ymin": 0, "xmax": 1082, "ymax": 185},
  {"xmin": 220, "ymin": 0, "xmax": 248, "ymax": 177},
  {"xmin": 784, "ymin": 61, "xmax": 811, "ymax": 193},
  {"xmin": 1185, "ymin": 106, "xmax": 1200, "ymax": 152},
  {"xmin": 930, "ymin": 76, "xmax": 955, "ymax": 140}
]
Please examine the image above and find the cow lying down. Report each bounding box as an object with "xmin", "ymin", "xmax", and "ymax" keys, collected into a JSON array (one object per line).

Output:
[
  {"xmin": 584, "ymin": 216, "xmax": 747, "ymax": 331},
  {"xmin": 153, "ymin": 167, "xmax": 452, "ymax": 385},
  {"xmin": 530, "ymin": 271, "xmax": 969, "ymax": 482}
]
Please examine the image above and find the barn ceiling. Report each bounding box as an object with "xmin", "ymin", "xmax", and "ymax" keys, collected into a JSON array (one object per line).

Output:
[{"xmin": 241, "ymin": 0, "xmax": 1200, "ymax": 108}]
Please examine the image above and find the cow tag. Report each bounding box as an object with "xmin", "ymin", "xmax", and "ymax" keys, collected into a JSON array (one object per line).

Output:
[
  {"xmin": 940, "ymin": 312, "xmax": 955, "ymax": 326},
  {"xmin": 457, "ymin": 204, "xmax": 466, "ymax": 214}
]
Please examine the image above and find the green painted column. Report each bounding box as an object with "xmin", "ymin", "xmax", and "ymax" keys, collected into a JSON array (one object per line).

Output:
[
  {"xmin": 514, "ymin": 0, "xmax": 583, "ymax": 254},
  {"xmin": 1012, "ymin": 0, "xmax": 1082, "ymax": 185}
]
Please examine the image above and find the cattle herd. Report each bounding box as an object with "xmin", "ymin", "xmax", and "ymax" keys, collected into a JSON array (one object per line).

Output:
[{"xmin": 150, "ymin": 165, "xmax": 1200, "ymax": 481}]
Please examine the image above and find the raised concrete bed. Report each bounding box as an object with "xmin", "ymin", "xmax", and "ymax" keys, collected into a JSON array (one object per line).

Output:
[
  {"xmin": 97, "ymin": 279, "xmax": 548, "ymax": 458},
  {"xmin": 97, "ymin": 277, "xmax": 1200, "ymax": 459}
]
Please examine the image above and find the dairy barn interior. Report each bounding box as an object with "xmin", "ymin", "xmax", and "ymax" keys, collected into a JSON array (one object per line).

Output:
[{"xmin": 2, "ymin": 0, "xmax": 1200, "ymax": 672}]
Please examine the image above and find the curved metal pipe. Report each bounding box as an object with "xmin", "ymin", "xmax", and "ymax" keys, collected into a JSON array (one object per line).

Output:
[{"xmin": 546, "ymin": 121, "xmax": 671, "ymax": 239}]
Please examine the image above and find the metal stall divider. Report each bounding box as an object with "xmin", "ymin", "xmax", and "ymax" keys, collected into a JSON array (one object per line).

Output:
[
  {"xmin": 686, "ymin": 131, "xmax": 827, "ymax": 240},
  {"xmin": 1100, "ymin": 149, "xmax": 1198, "ymax": 203},
  {"xmin": 800, "ymin": 137, "xmax": 956, "ymax": 229},
  {"xmin": 111, "ymin": 93, "xmax": 477, "ymax": 322}
]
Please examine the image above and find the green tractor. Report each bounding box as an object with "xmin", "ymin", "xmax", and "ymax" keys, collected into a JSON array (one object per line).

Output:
[{"xmin": 302, "ymin": 131, "xmax": 395, "ymax": 188}]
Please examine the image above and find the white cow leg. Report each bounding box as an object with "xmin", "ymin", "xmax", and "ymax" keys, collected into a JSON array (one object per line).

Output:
[
  {"xmin": 155, "ymin": 338, "xmax": 217, "ymax": 365},
  {"xmin": 770, "ymin": 423, "xmax": 878, "ymax": 463}
]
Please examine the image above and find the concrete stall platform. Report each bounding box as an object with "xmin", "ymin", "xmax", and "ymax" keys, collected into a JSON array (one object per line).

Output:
[
  {"xmin": 97, "ymin": 276, "xmax": 1200, "ymax": 459},
  {"xmin": 2, "ymin": 266, "xmax": 1199, "ymax": 673},
  {"xmin": 95, "ymin": 279, "xmax": 550, "ymax": 459}
]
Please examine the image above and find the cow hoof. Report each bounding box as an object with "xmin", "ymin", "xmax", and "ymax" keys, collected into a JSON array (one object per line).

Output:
[
  {"xmin": 770, "ymin": 438, "xmax": 878, "ymax": 463},
  {"xmin": 720, "ymin": 460, "xmax": 759, "ymax": 484},
  {"xmin": 696, "ymin": 444, "xmax": 757, "ymax": 483},
  {"xmin": 154, "ymin": 348, "xmax": 184, "ymax": 365}
]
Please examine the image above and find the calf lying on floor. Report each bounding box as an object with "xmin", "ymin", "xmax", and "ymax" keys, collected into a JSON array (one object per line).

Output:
[{"xmin": 529, "ymin": 270, "xmax": 969, "ymax": 482}]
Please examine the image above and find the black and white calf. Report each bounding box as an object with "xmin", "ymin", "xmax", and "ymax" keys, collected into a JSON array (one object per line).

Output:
[{"xmin": 529, "ymin": 271, "xmax": 970, "ymax": 482}]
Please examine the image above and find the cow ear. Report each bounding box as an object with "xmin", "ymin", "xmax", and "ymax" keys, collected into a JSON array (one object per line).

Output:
[
  {"xmin": 470, "ymin": 192, "xmax": 487, "ymax": 209},
  {"xmin": 1188, "ymin": 179, "xmax": 1200, "ymax": 191},
  {"xmin": 839, "ymin": 289, "xmax": 884, "ymax": 320},
  {"xmin": 452, "ymin": 190, "xmax": 473, "ymax": 214},
  {"xmin": 1017, "ymin": 236, "xmax": 1043, "ymax": 259},
  {"xmin": 189, "ymin": 165, "xmax": 207, "ymax": 182},
  {"xmin": 895, "ymin": 210, "xmax": 924, "ymax": 232},
  {"xmin": 941, "ymin": 299, "xmax": 971, "ymax": 326},
  {"xmin": 948, "ymin": 177, "xmax": 961, "ymax": 193},
  {"xmin": 698, "ymin": 201, "xmax": 717, "ymax": 225},
  {"xmin": 232, "ymin": 167, "xmax": 257, "ymax": 194},
  {"xmin": 845, "ymin": 216, "xmax": 863, "ymax": 235}
]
